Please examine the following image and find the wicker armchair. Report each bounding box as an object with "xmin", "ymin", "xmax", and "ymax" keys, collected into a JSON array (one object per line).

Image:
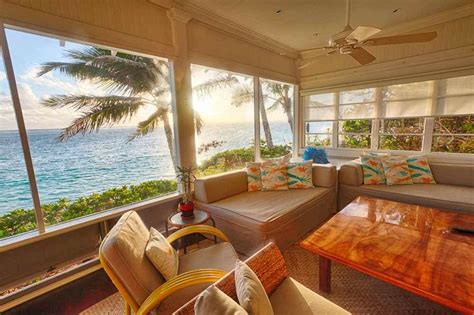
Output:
[{"xmin": 99, "ymin": 211, "xmax": 237, "ymax": 315}]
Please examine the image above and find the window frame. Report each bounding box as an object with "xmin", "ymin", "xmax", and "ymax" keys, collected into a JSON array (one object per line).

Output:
[
  {"xmin": 0, "ymin": 24, "xmax": 180, "ymax": 246},
  {"xmin": 301, "ymin": 74, "xmax": 474, "ymax": 161}
]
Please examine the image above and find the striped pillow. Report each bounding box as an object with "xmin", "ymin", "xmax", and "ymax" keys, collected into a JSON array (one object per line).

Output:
[
  {"xmin": 382, "ymin": 158, "xmax": 413, "ymax": 186},
  {"xmin": 406, "ymin": 156, "xmax": 436, "ymax": 184},
  {"xmin": 360, "ymin": 155, "xmax": 386, "ymax": 185},
  {"xmin": 287, "ymin": 161, "xmax": 314, "ymax": 189}
]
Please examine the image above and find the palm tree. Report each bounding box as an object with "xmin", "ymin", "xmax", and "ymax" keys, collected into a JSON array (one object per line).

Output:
[
  {"xmin": 38, "ymin": 48, "xmax": 237, "ymax": 168},
  {"xmin": 231, "ymin": 80, "xmax": 294, "ymax": 149}
]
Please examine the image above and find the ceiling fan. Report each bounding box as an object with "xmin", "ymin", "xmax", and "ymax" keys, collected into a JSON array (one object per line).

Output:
[{"xmin": 298, "ymin": 0, "xmax": 437, "ymax": 69}]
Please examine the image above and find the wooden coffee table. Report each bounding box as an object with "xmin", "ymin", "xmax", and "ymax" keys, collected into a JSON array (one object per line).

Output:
[{"xmin": 300, "ymin": 196, "xmax": 474, "ymax": 313}]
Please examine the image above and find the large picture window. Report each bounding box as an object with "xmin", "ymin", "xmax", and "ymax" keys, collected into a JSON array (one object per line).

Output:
[
  {"xmin": 303, "ymin": 74, "xmax": 474, "ymax": 154},
  {"xmin": 0, "ymin": 28, "xmax": 177, "ymax": 238},
  {"xmin": 191, "ymin": 65, "xmax": 254, "ymax": 176}
]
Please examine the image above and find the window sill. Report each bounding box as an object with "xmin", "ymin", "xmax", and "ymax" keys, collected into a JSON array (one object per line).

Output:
[{"xmin": 0, "ymin": 192, "xmax": 182, "ymax": 253}]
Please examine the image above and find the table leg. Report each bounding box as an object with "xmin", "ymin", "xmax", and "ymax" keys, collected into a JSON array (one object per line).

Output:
[{"xmin": 319, "ymin": 255, "xmax": 331, "ymax": 293}]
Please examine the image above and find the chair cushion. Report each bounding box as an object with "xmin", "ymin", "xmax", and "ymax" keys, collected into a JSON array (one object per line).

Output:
[
  {"xmin": 194, "ymin": 285, "xmax": 248, "ymax": 315},
  {"xmin": 99, "ymin": 211, "xmax": 164, "ymax": 306},
  {"xmin": 269, "ymin": 277, "xmax": 349, "ymax": 315},
  {"xmin": 235, "ymin": 260, "xmax": 274, "ymax": 315},
  {"xmin": 157, "ymin": 242, "xmax": 238, "ymax": 314},
  {"xmin": 145, "ymin": 227, "xmax": 179, "ymax": 280}
]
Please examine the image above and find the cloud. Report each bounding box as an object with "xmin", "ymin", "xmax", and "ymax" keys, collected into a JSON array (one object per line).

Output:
[{"xmin": 0, "ymin": 71, "xmax": 5, "ymax": 81}]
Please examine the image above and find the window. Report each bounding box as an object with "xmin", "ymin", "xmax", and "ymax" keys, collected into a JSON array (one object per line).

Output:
[
  {"xmin": 259, "ymin": 78, "xmax": 294, "ymax": 158},
  {"xmin": 1, "ymin": 27, "xmax": 177, "ymax": 235},
  {"xmin": 191, "ymin": 65, "xmax": 254, "ymax": 176},
  {"xmin": 338, "ymin": 88, "xmax": 375, "ymax": 149},
  {"xmin": 0, "ymin": 48, "xmax": 36, "ymax": 239},
  {"xmin": 303, "ymin": 74, "xmax": 474, "ymax": 154},
  {"xmin": 304, "ymin": 93, "xmax": 334, "ymax": 147}
]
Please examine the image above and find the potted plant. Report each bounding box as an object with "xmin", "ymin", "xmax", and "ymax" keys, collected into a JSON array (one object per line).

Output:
[{"xmin": 176, "ymin": 166, "xmax": 196, "ymax": 218}]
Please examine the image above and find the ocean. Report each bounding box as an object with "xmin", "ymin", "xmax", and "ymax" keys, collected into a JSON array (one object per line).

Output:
[{"xmin": 0, "ymin": 122, "xmax": 292, "ymax": 214}]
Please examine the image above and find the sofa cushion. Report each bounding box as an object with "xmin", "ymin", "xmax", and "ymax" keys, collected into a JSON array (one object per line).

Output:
[
  {"xmin": 199, "ymin": 187, "xmax": 333, "ymax": 233},
  {"xmin": 343, "ymin": 183, "xmax": 473, "ymax": 213},
  {"xmin": 194, "ymin": 286, "xmax": 247, "ymax": 315},
  {"xmin": 235, "ymin": 260, "xmax": 274, "ymax": 315},
  {"xmin": 430, "ymin": 163, "xmax": 474, "ymax": 187},
  {"xmin": 99, "ymin": 211, "xmax": 165, "ymax": 306},
  {"xmin": 269, "ymin": 277, "xmax": 349, "ymax": 315},
  {"xmin": 195, "ymin": 170, "xmax": 248, "ymax": 204}
]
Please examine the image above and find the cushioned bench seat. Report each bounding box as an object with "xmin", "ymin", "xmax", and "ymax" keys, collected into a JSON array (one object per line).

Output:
[
  {"xmin": 195, "ymin": 165, "xmax": 337, "ymax": 255},
  {"xmin": 338, "ymin": 161, "xmax": 474, "ymax": 214}
]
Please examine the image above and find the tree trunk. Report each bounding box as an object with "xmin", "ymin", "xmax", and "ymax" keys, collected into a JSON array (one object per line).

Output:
[
  {"xmin": 260, "ymin": 85, "xmax": 274, "ymax": 149},
  {"xmin": 162, "ymin": 112, "xmax": 177, "ymax": 169},
  {"xmin": 283, "ymin": 86, "xmax": 294, "ymax": 134}
]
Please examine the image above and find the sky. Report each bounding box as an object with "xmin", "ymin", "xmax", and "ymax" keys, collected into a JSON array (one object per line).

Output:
[{"xmin": 0, "ymin": 28, "xmax": 290, "ymax": 132}]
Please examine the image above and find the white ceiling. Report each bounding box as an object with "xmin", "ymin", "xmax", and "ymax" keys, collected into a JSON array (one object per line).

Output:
[{"xmin": 185, "ymin": 0, "xmax": 472, "ymax": 50}]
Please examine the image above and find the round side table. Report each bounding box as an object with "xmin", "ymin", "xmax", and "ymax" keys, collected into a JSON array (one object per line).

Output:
[{"xmin": 165, "ymin": 209, "xmax": 216, "ymax": 253}]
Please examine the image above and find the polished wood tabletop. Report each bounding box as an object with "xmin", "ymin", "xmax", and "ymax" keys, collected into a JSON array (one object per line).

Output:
[{"xmin": 300, "ymin": 196, "xmax": 474, "ymax": 313}]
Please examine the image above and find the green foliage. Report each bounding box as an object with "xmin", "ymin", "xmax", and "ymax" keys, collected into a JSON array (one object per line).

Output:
[
  {"xmin": 0, "ymin": 180, "xmax": 177, "ymax": 239},
  {"xmin": 341, "ymin": 119, "xmax": 371, "ymax": 133},
  {"xmin": 197, "ymin": 143, "xmax": 291, "ymax": 177}
]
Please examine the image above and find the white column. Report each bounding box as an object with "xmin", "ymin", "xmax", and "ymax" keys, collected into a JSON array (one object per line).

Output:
[
  {"xmin": 253, "ymin": 77, "xmax": 261, "ymax": 161},
  {"xmin": 167, "ymin": 8, "xmax": 196, "ymax": 169}
]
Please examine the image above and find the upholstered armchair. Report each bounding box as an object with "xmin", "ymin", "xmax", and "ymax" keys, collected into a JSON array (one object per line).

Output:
[
  {"xmin": 99, "ymin": 211, "xmax": 237, "ymax": 315},
  {"xmin": 174, "ymin": 242, "xmax": 350, "ymax": 315}
]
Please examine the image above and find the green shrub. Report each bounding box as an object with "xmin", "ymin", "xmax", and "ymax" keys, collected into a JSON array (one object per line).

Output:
[{"xmin": 0, "ymin": 180, "xmax": 177, "ymax": 239}]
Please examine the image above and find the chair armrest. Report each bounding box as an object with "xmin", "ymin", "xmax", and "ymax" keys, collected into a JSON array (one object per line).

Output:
[
  {"xmin": 338, "ymin": 161, "xmax": 363, "ymax": 186},
  {"xmin": 312, "ymin": 164, "xmax": 337, "ymax": 188},
  {"xmin": 137, "ymin": 269, "xmax": 226, "ymax": 315},
  {"xmin": 167, "ymin": 225, "xmax": 230, "ymax": 244}
]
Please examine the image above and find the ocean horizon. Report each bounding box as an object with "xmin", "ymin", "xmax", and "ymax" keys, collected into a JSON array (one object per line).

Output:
[{"xmin": 0, "ymin": 121, "xmax": 292, "ymax": 214}]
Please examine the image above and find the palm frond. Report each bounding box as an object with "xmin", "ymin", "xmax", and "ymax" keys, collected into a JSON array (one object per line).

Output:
[
  {"xmin": 129, "ymin": 106, "xmax": 168, "ymax": 141},
  {"xmin": 46, "ymin": 95, "xmax": 145, "ymax": 141},
  {"xmin": 231, "ymin": 85, "xmax": 253, "ymax": 107},
  {"xmin": 37, "ymin": 47, "xmax": 166, "ymax": 95},
  {"xmin": 193, "ymin": 74, "xmax": 239, "ymax": 97},
  {"xmin": 266, "ymin": 98, "xmax": 282, "ymax": 111}
]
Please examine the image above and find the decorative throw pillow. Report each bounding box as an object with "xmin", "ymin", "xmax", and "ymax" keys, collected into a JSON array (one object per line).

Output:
[
  {"xmin": 364, "ymin": 152, "xmax": 391, "ymax": 157},
  {"xmin": 260, "ymin": 161, "xmax": 288, "ymax": 191},
  {"xmin": 287, "ymin": 161, "xmax": 314, "ymax": 189},
  {"xmin": 235, "ymin": 260, "xmax": 274, "ymax": 315},
  {"xmin": 246, "ymin": 162, "xmax": 262, "ymax": 192},
  {"xmin": 406, "ymin": 156, "xmax": 436, "ymax": 184},
  {"xmin": 145, "ymin": 227, "xmax": 179, "ymax": 280},
  {"xmin": 382, "ymin": 158, "xmax": 414, "ymax": 186},
  {"xmin": 195, "ymin": 285, "xmax": 248, "ymax": 315},
  {"xmin": 360, "ymin": 155, "xmax": 386, "ymax": 185}
]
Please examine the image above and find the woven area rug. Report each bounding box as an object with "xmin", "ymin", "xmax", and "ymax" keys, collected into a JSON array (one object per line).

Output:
[{"xmin": 81, "ymin": 244, "xmax": 454, "ymax": 314}]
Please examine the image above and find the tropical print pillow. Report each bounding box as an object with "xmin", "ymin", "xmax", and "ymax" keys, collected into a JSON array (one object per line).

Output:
[
  {"xmin": 246, "ymin": 162, "xmax": 262, "ymax": 192},
  {"xmin": 382, "ymin": 158, "xmax": 413, "ymax": 186},
  {"xmin": 360, "ymin": 155, "xmax": 386, "ymax": 185},
  {"xmin": 260, "ymin": 161, "xmax": 288, "ymax": 191},
  {"xmin": 406, "ymin": 156, "xmax": 436, "ymax": 184},
  {"xmin": 287, "ymin": 161, "xmax": 314, "ymax": 189}
]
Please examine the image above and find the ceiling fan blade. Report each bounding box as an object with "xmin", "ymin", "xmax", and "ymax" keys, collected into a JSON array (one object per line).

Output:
[
  {"xmin": 298, "ymin": 50, "xmax": 336, "ymax": 69},
  {"xmin": 349, "ymin": 47, "xmax": 376, "ymax": 65},
  {"xmin": 299, "ymin": 46, "xmax": 336, "ymax": 53},
  {"xmin": 346, "ymin": 26, "xmax": 381, "ymax": 42},
  {"xmin": 362, "ymin": 31, "xmax": 437, "ymax": 46}
]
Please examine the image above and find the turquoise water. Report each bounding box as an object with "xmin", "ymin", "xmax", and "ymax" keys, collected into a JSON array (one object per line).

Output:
[{"xmin": 0, "ymin": 122, "xmax": 292, "ymax": 214}]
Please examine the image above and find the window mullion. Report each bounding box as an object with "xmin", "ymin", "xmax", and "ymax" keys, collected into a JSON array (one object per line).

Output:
[
  {"xmin": 293, "ymin": 84, "xmax": 299, "ymax": 157},
  {"xmin": 0, "ymin": 25, "xmax": 45, "ymax": 233},
  {"xmin": 254, "ymin": 76, "xmax": 261, "ymax": 161},
  {"xmin": 332, "ymin": 93, "xmax": 339, "ymax": 149},
  {"xmin": 423, "ymin": 80, "xmax": 439, "ymax": 153},
  {"xmin": 372, "ymin": 87, "xmax": 382, "ymax": 150}
]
